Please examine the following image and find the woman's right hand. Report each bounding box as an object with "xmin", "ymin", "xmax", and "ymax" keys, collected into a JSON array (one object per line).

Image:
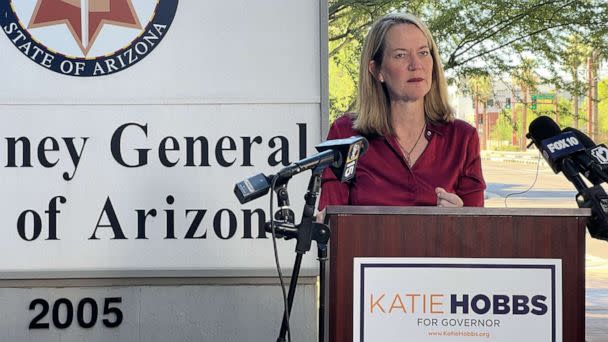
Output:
[
  {"xmin": 436, "ymin": 187, "xmax": 464, "ymax": 207},
  {"xmin": 316, "ymin": 208, "xmax": 327, "ymax": 223}
]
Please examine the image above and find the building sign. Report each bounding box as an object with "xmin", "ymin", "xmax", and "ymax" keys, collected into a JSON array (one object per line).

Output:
[
  {"xmin": 0, "ymin": 0, "xmax": 324, "ymax": 340},
  {"xmin": 0, "ymin": 0, "xmax": 323, "ymax": 274},
  {"xmin": 1, "ymin": 0, "xmax": 178, "ymax": 76}
]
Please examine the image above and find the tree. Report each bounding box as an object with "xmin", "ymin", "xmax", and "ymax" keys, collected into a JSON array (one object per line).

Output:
[
  {"xmin": 466, "ymin": 74, "xmax": 493, "ymax": 149},
  {"xmin": 561, "ymin": 35, "xmax": 592, "ymax": 129},
  {"xmin": 511, "ymin": 58, "xmax": 538, "ymax": 150},
  {"xmin": 329, "ymin": 41, "xmax": 359, "ymax": 121},
  {"xmin": 587, "ymin": 49, "xmax": 602, "ymax": 139},
  {"xmin": 597, "ymin": 78, "xmax": 608, "ymax": 142},
  {"xmin": 328, "ymin": 0, "xmax": 608, "ymax": 120},
  {"xmin": 491, "ymin": 111, "xmax": 520, "ymax": 151}
]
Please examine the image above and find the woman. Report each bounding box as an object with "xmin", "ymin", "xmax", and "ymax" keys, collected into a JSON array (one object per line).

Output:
[{"xmin": 319, "ymin": 13, "xmax": 485, "ymax": 212}]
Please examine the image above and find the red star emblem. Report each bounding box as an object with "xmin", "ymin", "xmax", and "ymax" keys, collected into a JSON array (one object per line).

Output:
[{"xmin": 29, "ymin": 0, "xmax": 142, "ymax": 56}]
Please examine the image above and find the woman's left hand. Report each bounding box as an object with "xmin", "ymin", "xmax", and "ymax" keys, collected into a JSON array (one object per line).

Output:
[{"xmin": 435, "ymin": 187, "xmax": 463, "ymax": 207}]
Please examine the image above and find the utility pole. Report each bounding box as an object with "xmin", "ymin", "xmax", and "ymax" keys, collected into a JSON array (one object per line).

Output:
[
  {"xmin": 484, "ymin": 101, "xmax": 489, "ymax": 150},
  {"xmin": 511, "ymin": 92, "xmax": 518, "ymax": 146},
  {"xmin": 520, "ymin": 87, "xmax": 528, "ymax": 151},
  {"xmin": 474, "ymin": 94, "xmax": 483, "ymax": 149},
  {"xmin": 592, "ymin": 50, "xmax": 600, "ymax": 140},
  {"xmin": 554, "ymin": 85, "xmax": 559, "ymax": 125},
  {"xmin": 588, "ymin": 54, "xmax": 594, "ymax": 139}
]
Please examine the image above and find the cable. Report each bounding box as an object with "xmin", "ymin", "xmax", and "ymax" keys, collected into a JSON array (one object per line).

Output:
[
  {"xmin": 269, "ymin": 176, "xmax": 292, "ymax": 342},
  {"xmin": 504, "ymin": 151, "xmax": 542, "ymax": 208}
]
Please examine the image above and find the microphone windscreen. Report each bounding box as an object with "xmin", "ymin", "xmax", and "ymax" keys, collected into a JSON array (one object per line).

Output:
[
  {"xmin": 315, "ymin": 135, "xmax": 368, "ymax": 182},
  {"xmin": 563, "ymin": 127, "xmax": 596, "ymax": 148},
  {"xmin": 528, "ymin": 116, "xmax": 561, "ymax": 142}
]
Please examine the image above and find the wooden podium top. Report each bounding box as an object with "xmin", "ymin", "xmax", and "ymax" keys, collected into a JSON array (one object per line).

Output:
[{"xmin": 326, "ymin": 205, "xmax": 591, "ymax": 217}]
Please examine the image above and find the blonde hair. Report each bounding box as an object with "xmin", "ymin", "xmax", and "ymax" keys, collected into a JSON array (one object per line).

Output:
[{"xmin": 354, "ymin": 13, "xmax": 454, "ymax": 136}]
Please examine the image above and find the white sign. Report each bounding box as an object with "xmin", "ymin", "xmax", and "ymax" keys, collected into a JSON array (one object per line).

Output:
[
  {"xmin": 354, "ymin": 258, "xmax": 562, "ymax": 342},
  {"xmin": 0, "ymin": 0, "xmax": 326, "ymax": 340},
  {"xmin": 0, "ymin": 0, "xmax": 325, "ymax": 276}
]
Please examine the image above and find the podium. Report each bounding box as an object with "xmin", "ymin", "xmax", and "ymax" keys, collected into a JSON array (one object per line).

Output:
[{"xmin": 325, "ymin": 206, "xmax": 590, "ymax": 342}]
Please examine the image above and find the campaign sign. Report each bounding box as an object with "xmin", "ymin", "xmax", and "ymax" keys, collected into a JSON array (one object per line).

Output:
[{"xmin": 354, "ymin": 258, "xmax": 562, "ymax": 342}]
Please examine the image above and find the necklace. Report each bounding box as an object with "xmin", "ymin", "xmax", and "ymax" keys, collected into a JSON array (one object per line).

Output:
[{"xmin": 397, "ymin": 121, "xmax": 427, "ymax": 166}]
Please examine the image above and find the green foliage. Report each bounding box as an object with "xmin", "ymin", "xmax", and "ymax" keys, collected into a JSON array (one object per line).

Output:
[
  {"xmin": 491, "ymin": 111, "xmax": 514, "ymax": 142},
  {"xmin": 466, "ymin": 74, "xmax": 493, "ymax": 102},
  {"xmin": 492, "ymin": 144, "xmax": 522, "ymax": 152},
  {"xmin": 513, "ymin": 104, "xmax": 525, "ymax": 142},
  {"xmin": 511, "ymin": 58, "xmax": 538, "ymax": 101},
  {"xmin": 597, "ymin": 79, "xmax": 608, "ymax": 142},
  {"xmin": 327, "ymin": 0, "xmax": 608, "ymax": 122},
  {"xmin": 329, "ymin": 20, "xmax": 362, "ymax": 122},
  {"xmin": 560, "ymin": 35, "xmax": 593, "ymax": 98},
  {"xmin": 550, "ymin": 97, "xmax": 587, "ymax": 128},
  {"xmin": 329, "ymin": 52, "xmax": 357, "ymax": 122}
]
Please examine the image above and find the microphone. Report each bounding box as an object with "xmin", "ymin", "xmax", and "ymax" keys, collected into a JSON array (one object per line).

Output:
[
  {"xmin": 276, "ymin": 135, "xmax": 368, "ymax": 180},
  {"xmin": 563, "ymin": 127, "xmax": 608, "ymax": 169},
  {"xmin": 562, "ymin": 127, "xmax": 608, "ymax": 185},
  {"xmin": 589, "ymin": 145, "xmax": 608, "ymax": 165},
  {"xmin": 233, "ymin": 172, "xmax": 274, "ymax": 204},
  {"xmin": 234, "ymin": 136, "xmax": 368, "ymax": 204},
  {"xmin": 527, "ymin": 116, "xmax": 608, "ymax": 241},
  {"xmin": 576, "ymin": 184, "xmax": 608, "ymax": 241},
  {"xmin": 315, "ymin": 135, "xmax": 368, "ymax": 182},
  {"xmin": 527, "ymin": 116, "xmax": 585, "ymax": 174}
]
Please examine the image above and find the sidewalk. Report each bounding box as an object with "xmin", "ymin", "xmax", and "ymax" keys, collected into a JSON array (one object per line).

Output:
[{"xmin": 481, "ymin": 150, "xmax": 548, "ymax": 168}]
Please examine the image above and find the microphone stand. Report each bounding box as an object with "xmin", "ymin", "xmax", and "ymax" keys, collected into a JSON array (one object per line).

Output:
[
  {"xmin": 562, "ymin": 158, "xmax": 608, "ymax": 240},
  {"xmin": 266, "ymin": 166, "xmax": 330, "ymax": 342},
  {"xmin": 274, "ymin": 182, "xmax": 295, "ymax": 223}
]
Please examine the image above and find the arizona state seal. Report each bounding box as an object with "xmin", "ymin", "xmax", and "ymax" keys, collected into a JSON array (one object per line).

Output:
[{"xmin": 0, "ymin": 0, "xmax": 178, "ymax": 76}]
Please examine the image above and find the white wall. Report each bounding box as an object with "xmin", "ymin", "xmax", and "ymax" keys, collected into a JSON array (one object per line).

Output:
[
  {"xmin": 0, "ymin": 0, "xmax": 324, "ymax": 274},
  {"xmin": 0, "ymin": 0, "xmax": 326, "ymax": 340}
]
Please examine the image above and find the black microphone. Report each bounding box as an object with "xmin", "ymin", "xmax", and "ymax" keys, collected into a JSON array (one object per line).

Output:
[
  {"xmin": 563, "ymin": 127, "xmax": 596, "ymax": 147},
  {"xmin": 275, "ymin": 150, "xmax": 339, "ymax": 180},
  {"xmin": 577, "ymin": 184, "xmax": 608, "ymax": 241},
  {"xmin": 562, "ymin": 127, "xmax": 608, "ymax": 185},
  {"xmin": 234, "ymin": 136, "xmax": 368, "ymax": 204},
  {"xmin": 527, "ymin": 116, "xmax": 585, "ymax": 174},
  {"xmin": 527, "ymin": 116, "xmax": 588, "ymax": 191},
  {"xmin": 589, "ymin": 145, "xmax": 608, "ymax": 166},
  {"xmin": 527, "ymin": 116, "xmax": 608, "ymax": 241},
  {"xmin": 564, "ymin": 127, "xmax": 608, "ymax": 172},
  {"xmin": 233, "ymin": 173, "xmax": 274, "ymax": 204},
  {"xmin": 315, "ymin": 135, "xmax": 368, "ymax": 182},
  {"xmin": 276, "ymin": 135, "xmax": 368, "ymax": 180}
]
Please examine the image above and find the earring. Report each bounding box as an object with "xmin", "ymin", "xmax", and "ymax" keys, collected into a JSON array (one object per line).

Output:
[{"xmin": 379, "ymin": 76, "xmax": 384, "ymax": 83}]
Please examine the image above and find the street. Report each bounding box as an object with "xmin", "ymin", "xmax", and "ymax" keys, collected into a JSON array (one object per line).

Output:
[
  {"xmin": 484, "ymin": 158, "xmax": 577, "ymax": 207},
  {"xmin": 482, "ymin": 158, "xmax": 608, "ymax": 341}
]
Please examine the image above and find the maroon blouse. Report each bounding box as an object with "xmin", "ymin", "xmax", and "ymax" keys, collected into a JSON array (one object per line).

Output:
[{"xmin": 318, "ymin": 115, "xmax": 486, "ymax": 209}]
